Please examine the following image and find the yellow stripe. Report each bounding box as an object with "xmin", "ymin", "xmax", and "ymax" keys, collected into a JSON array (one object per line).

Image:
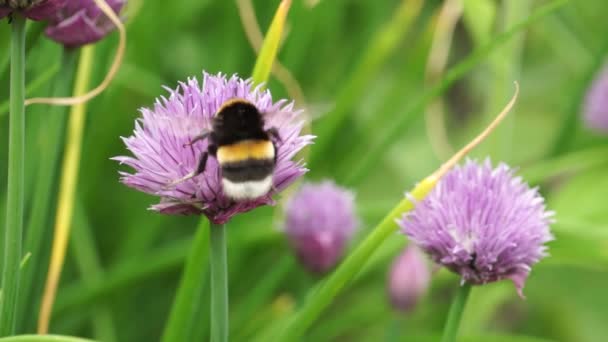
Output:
[{"xmin": 217, "ymin": 140, "xmax": 274, "ymax": 163}]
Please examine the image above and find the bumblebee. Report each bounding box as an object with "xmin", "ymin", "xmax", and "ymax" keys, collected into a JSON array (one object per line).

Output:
[{"xmin": 170, "ymin": 98, "xmax": 281, "ymax": 200}]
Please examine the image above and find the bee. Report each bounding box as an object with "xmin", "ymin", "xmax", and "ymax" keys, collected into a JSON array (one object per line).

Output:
[{"xmin": 168, "ymin": 98, "xmax": 281, "ymax": 201}]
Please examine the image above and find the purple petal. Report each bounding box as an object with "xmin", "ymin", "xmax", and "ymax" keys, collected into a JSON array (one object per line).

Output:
[{"xmin": 24, "ymin": 0, "xmax": 67, "ymax": 20}]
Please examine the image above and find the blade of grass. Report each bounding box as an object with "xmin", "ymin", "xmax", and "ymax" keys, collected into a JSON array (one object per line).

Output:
[
  {"xmin": 481, "ymin": 0, "xmax": 530, "ymax": 160},
  {"xmin": 309, "ymin": 0, "xmax": 424, "ymax": 170},
  {"xmin": 0, "ymin": 14, "xmax": 27, "ymax": 336},
  {"xmin": 17, "ymin": 49, "xmax": 78, "ymax": 333},
  {"xmin": 161, "ymin": 219, "xmax": 210, "ymax": 342},
  {"xmin": 54, "ymin": 238, "xmax": 191, "ymax": 317},
  {"xmin": 0, "ymin": 21, "xmax": 45, "ymax": 83},
  {"xmin": 522, "ymin": 145, "xmax": 608, "ymax": 184},
  {"xmin": 71, "ymin": 202, "xmax": 116, "ymax": 342},
  {"xmin": 38, "ymin": 45, "xmax": 95, "ymax": 334},
  {"xmin": 0, "ymin": 63, "xmax": 60, "ymax": 117},
  {"xmin": 344, "ymin": 0, "xmax": 569, "ymax": 185},
  {"xmin": 251, "ymin": 0, "xmax": 292, "ymax": 85},
  {"xmin": 232, "ymin": 256, "xmax": 294, "ymax": 340}
]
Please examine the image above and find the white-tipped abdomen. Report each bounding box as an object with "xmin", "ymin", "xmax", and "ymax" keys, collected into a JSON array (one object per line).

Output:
[{"xmin": 222, "ymin": 176, "xmax": 273, "ymax": 200}]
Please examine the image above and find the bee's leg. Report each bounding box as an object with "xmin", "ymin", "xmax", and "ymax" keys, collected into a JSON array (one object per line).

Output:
[
  {"xmin": 208, "ymin": 144, "xmax": 218, "ymax": 156},
  {"xmin": 164, "ymin": 151, "xmax": 210, "ymax": 189},
  {"xmin": 266, "ymin": 127, "xmax": 282, "ymax": 143},
  {"xmin": 183, "ymin": 131, "xmax": 210, "ymax": 147},
  {"xmin": 194, "ymin": 152, "xmax": 209, "ymax": 175}
]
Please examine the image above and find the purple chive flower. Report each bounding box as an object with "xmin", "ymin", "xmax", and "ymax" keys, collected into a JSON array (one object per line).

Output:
[
  {"xmin": 114, "ymin": 72, "xmax": 313, "ymax": 224},
  {"xmin": 284, "ymin": 181, "xmax": 359, "ymax": 274},
  {"xmin": 388, "ymin": 245, "xmax": 430, "ymax": 313},
  {"xmin": 400, "ymin": 159, "xmax": 554, "ymax": 297},
  {"xmin": 0, "ymin": 0, "xmax": 67, "ymax": 20},
  {"xmin": 45, "ymin": 0, "xmax": 124, "ymax": 48},
  {"xmin": 583, "ymin": 65, "xmax": 608, "ymax": 133}
]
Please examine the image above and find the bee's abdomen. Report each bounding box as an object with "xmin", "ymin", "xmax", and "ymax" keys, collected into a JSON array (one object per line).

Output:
[
  {"xmin": 216, "ymin": 139, "xmax": 276, "ymax": 183},
  {"xmin": 221, "ymin": 159, "xmax": 275, "ymax": 182}
]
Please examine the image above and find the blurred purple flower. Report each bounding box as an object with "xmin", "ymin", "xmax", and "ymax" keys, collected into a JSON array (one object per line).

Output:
[
  {"xmin": 284, "ymin": 181, "xmax": 359, "ymax": 274},
  {"xmin": 388, "ymin": 245, "xmax": 430, "ymax": 313},
  {"xmin": 0, "ymin": 0, "xmax": 66, "ymax": 20},
  {"xmin": 114, "ymin": 72, "xmax": 314, "ymax": 224},
  {"xmin": 583, "ymin": 65, "xmax": 608, "ymax": 133},
  {"xmin": 400, "ymin": 159, "xmax": 554, "ymax": 297},
  {"xmin": 45, "ymin": 0, "xmax": 125, "ymax": 48}
]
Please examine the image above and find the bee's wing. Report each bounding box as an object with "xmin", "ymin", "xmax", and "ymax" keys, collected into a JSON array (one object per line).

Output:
[
  {"xmin": 303, "ymin": 101, "xmax": 334, "ymax": 122},
  {"xmin": 153, "ymin": 115, "xmax": 210, "ymax": 140},
  {"xmin": 262, "ymin": 101, "xmax": 333, "ymax": 129}
]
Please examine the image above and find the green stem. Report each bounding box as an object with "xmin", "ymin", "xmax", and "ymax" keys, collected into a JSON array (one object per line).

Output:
[
  {"xmin": 161, "ymin": 219, "xmax": 210, "ymax": 342},
  {"xmin": 210, "ymin": 224, "xmax": 228, "ymax": 342},
  {"xmin": 0, "ymin": 14, "xmax": 27, "ymax": 336},
  {"xmin": 17, "ymin": 48, "xmax": 78, "ymax": 332},
  {"xmin": 440, "ymin": 282, "xmax": 472, "ymax": 342}
]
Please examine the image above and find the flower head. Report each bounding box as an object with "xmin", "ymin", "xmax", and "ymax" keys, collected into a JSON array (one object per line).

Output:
[
  {"xmin": 115, "ymin": 72, "xmax": 313, "ymax": 224},
  {"xmin": 387, "ymin": 245, "xmax": 430, "ymax": 313},
  {"xmin": 45, "ymin": 0, "xmax": 124, "ymax": 47},
  {"xmin": 0, "ymin": 0, "xmax": 67, "ymax": 20},
  {"xmin": 284, "ymin": 181, "xmax": 358, "ymax": 274},
  {"xmin": 400, "ymin": 159, "xmax": 554, "ymax": 297},
  {"xmin": 583, "ymin": 65, "xmax": 608, "ymax": 133}
]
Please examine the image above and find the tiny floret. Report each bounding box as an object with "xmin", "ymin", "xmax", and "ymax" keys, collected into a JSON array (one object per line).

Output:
[
  {"xmin": 400, "ymin": 159, "xmax": 554, "ymax": 297},
  {"xmin": 284, "ymin": 181, "xmax": 358, "ymax": 274},
  {"xmin": 114, "ymin": 72, "xmax": 313, "ymax": 224}
]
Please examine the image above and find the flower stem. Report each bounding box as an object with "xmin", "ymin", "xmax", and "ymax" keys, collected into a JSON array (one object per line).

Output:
[
  {"xmin": 210, "ymin": 223, "xmax": 228, "ymax": 342},
  {"xmin": 162, "ymin": 219, "xmax": 210, "ymax": 342},
  {"xmin": 37, "ymin": 45, "xmax": 95, "ymax": 334},
  {"xmin": 440, "ymin": 282, "xmax": 472, "ymax": 342},
  {"xmin": 0, "ymin": 13, "xmax": 27, "ymax": 337},
  {"xmin": 17, "ymin": 48, "xmax": 78, "ymax": 332}
]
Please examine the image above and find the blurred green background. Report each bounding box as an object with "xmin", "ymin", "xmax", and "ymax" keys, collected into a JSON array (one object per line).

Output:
[{"xmin": 1, "ymin": 0, "xmax": 608, "ymax": 341}]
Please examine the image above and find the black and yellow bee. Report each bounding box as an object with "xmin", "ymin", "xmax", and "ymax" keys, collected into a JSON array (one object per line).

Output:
[{"xmin": 169, "ymin": 98, "xmax": 281, "ymax": 200}]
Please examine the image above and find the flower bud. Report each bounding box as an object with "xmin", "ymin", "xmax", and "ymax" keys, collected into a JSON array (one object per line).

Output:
[
  {"xmin": 45, "ymin": 0, "xmax": 125, "ymax": 47},
  {"xmin": 583, "ymin": 65, "xmax": 608, "ymax": 134},
  {"xmin": 284, "ymin": 181, "xmax": 358, "ymax": 274},
  {"xmin": 387, "ymin": 246, "xmax": 430, "ymax": 313},
  {"xmin": 0, "ymin": 0, "xmax": 66, "ymax": 20}
]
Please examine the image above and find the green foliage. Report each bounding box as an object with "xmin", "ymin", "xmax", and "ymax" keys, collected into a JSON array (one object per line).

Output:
[{"xmin": 1, "ymin": 0, "xmax": 608, "ymax": 341}]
